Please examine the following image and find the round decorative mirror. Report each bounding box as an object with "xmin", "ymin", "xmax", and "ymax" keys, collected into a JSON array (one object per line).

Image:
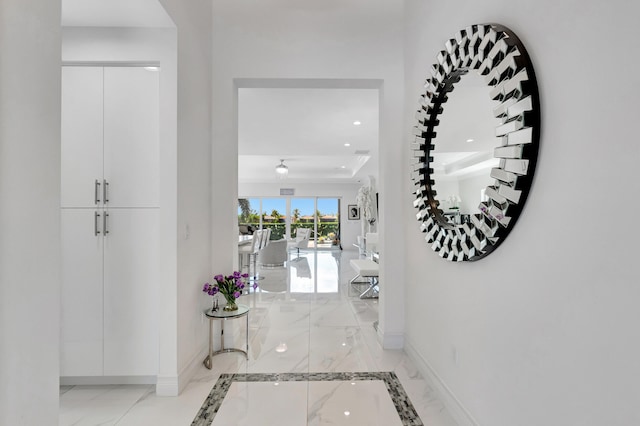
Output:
[{"xmin": 411, "ymin": 24, "xmax": 540, "ymax": 261}]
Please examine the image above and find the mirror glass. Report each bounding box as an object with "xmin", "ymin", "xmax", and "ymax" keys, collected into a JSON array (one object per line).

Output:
[
  {"xmin": 411, "ymin": 24, "xmax": 540, "ymax": 261},
  {"xmin": 432, "ymin": 72, "xmax": 500, "ymax": 226}
]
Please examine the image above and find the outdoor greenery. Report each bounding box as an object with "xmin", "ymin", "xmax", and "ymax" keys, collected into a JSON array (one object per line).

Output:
[{"xmin": 238, "ymin": 199, "xmax": 339, "ymax": 244}]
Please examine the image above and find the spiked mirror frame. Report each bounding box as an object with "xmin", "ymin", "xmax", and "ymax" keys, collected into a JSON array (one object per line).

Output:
[{"xmin": 411, "ymin": 24, "xmax": 540, "ymax": 261}]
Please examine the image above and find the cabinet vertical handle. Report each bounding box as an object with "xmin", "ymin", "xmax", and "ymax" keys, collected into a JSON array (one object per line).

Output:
[
  {"xmin": 103, "ymin": 212, "xmax": 109, "ymax": 235},
  {"xmin": 95, "ymin": 180, "xmax": 101, "ymax": 205},
  {"xmin": 103, "ymin": 180, "xmax": 109, "ymax": 204},
  {"xmin": 94, "ymin": 211, "xmax": 101, "ymax": 236}
]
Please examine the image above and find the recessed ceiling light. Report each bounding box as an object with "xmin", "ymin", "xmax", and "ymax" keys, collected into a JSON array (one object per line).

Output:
[
  {"xmin": 344, "ymin": 411, "xmax": 351, "ymax": 416},
  {"xmin": 144, "ymin": 66, "xmax": 160, "ymax": 72},
  {"xmin": 344, "ymin": 143, "xmax": 351, "ymax": 147},
  {"xmin": 341, "ymin": 166, "xmax": 346, "ymax": 169},
  {"xmin": 353, "ymin": 121, "xmax": 361, "ymax": 126},
  {"xmin": 466, "ymin": 138, "xmax": 474, "ymax": 143}
]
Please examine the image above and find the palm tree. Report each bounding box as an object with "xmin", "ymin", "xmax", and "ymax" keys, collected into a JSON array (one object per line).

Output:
[
  {"xmin": 292, "ymin": 208, "xmax": 300, "ymax": 223},
  {"xmin": 238, "ymin": 198, "xmax": 250, "ymax": 223},
  {"xmin": 271, "ymin": 209, "xmax": 282, "ymax": 223}
]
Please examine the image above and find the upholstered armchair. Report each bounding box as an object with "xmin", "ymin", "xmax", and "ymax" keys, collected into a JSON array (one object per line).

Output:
[{"xmin": 258, "ymin": 239, "xmax": 287, "ymax": 267}]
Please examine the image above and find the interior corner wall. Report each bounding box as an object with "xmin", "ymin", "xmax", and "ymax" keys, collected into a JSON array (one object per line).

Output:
[
  {"xmin": 403, "ymin": 1, "xmax": 640, "ymax": 424},
  {"xmin": 212, "ymin": 0, "xmax": 405, "ymax": 346},
  {"xmin": 158, "ymin": 0, "xmax": 213, "ymax": 395},
  {"xmin": 0, "ymin": 0, "xmax": 61, "ymax": 424}
]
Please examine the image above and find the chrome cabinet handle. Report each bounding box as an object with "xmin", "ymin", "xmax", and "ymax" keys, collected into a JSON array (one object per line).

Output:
[
  {"xmin": 103, "ymin": 180, "xmax": 109, "ymax": 204},
  {"xmin": 103, "ymin": 212, "xmax": 109, "ymax": 235},
  {"xmin": 95, "ymin": 180, "xmax": 101, "ymax": 205},
  {"xmin": 94, "ymin": 211, "xmax": 101, "ymax": 236}
]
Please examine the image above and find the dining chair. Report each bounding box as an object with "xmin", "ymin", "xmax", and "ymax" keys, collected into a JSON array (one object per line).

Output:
[{"xmin": 239, "ymin": 229, "xmax": 263, "ymax": 281}]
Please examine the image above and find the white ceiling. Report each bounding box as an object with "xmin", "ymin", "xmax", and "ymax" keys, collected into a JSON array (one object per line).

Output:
[
  {"xmin": 238, "ymin": 88, "xmax": 379, "ymax": 184},
  {"xmin": 61, "ymin": 0, "xmax": 174, "ymax": 28},
  {"xmin": 432, "ymin": 72, "xmax": 501, "ymax": 179},
  {"xmin": 61, "ymin": 1, "xmax": 380, "ymax": 186}
]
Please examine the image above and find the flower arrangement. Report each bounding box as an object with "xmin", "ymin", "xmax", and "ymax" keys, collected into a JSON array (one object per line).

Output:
[
  {"xmin": 356, "ymin": 185, "xmax": 377, "ymax": 225},
  {"xmin": 203, "ymin": 271, "xmax": 253, "ymax": 311}
]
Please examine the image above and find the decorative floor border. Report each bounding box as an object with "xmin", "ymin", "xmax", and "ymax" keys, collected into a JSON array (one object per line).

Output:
[{"xmin": 191, "ymin": 371, "xmax": 423, "ymax": 426}]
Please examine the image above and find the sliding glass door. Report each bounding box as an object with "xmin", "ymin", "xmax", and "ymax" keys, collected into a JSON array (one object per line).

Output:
[
  {"xmin": 261, "ymin": 198, "xmax": 286, "ymax": 240},
  {"xmin": 290, "ymin": 198, "xmax": 314, "ymax": 247},
  {"xmin": 315, "ymin": 198, "xmax": 340, "ymax": 249},
  {"xmin": 238, "ymin": 196, "xmax": 341, "ymax": 248}
]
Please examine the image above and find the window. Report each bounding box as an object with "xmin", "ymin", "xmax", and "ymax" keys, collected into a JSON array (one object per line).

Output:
[{"xmin": 238, "ymin": 197, "xmax": 340, "ymax": 248}]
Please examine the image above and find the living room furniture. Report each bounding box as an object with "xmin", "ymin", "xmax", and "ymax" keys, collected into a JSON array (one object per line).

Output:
[
  {"xmin": 239, "ymin": 229, "xmax": 262, "ymax": 280},
  {"xmin": 258, "ymin": 238, "xmax": 288, "ymax": 267},
  {"xmin": 202, "ymin": 304, "xmax": 249, "ymax": 369},
  {"xmin": 288, "ymin": 227, "xmax": 311, "ymax": 256},
  {"xmin": 349, "ymin": 258, "xmax": 379, "ymax": 299}
]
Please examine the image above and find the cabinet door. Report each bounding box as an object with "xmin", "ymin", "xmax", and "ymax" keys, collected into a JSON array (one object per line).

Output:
[
  {"xmin": 103, "ymin": 67, "xmax": 160, "ymax": 208},
  {"xmin": 61, "ymin": 67, "xmax": 104, "ymax": 208},
  {"xmin": 103, "ymin": 208, "xmax": 159, "ymax": 376},
  {"xmin": 60, "ymin": 209, "xmax": 104, "ymax": 376}
]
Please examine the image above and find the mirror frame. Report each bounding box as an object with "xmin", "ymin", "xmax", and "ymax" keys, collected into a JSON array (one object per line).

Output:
[{"xmin": 411, "ymin": 24, "xmax": 540, "ymax": 261}]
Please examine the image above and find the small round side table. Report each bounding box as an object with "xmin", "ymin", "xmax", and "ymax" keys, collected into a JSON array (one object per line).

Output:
[{"xmin": 203, "ymin": 304, "xmax": 249, "ymax": 369}]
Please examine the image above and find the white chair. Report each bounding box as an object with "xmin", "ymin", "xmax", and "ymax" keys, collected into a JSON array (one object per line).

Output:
[
  {"xmin": 287, "ymin": 228, "xmax": 311, "ymax": 256},
  {"xmin": 258, "ymin": 239, "xmax": 287, "ymax": 267},
  {"xmin": 239, "ymin": 229, "xmax": 263, "ymax": 281},
  {"xmin": 260, "ymin": 228, "xmax": 272, "ymax": 250}
]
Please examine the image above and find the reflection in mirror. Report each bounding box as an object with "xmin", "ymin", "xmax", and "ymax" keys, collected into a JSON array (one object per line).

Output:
[
  {"xmin": 432, "ymin": 72, "xmax": 500, "ymax": 225},
  {"xmin": 410, "ymin": 24, "xmax": 540, "ymax": 261}
]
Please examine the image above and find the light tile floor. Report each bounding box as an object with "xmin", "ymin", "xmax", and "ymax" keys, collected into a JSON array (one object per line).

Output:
[{"xmin": 59, "ymin": 249, "xmax": 456, "ymax": 425}]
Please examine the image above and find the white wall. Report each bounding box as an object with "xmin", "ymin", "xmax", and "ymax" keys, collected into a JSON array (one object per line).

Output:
[
  {"xmin": 239, "ymin": 181, "xmax": 362, "ymax": 249},
  {"xmin": 212, "ymin": 0, "xmax": 405, "ymax": 348},
  {"xmin": 157, "ymin": 0, "xmax": 213, "ymax": 395},
  {"xmin": 403, "ymin": 1, "xmax": 640, "ymax": 424},
  {"xmin": 0, "ymin": 1, "xmax": 61, "ymax": 424}
]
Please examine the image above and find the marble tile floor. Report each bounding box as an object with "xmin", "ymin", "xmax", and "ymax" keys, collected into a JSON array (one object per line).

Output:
[{"xmin": 59, "ymin": 249, "xmax": 456, "ymax": 426}]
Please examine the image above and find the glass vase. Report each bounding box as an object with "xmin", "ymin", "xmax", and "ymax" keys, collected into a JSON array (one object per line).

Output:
[{"xmin": 223, "ymin": 293, "xmax": 238, "ymax": 311}]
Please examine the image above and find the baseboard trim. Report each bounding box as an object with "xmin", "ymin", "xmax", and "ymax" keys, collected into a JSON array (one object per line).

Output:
[
  {"xmin": 155, "ymin": 374, "xmax": 179, "ymax": 396},
  {"xmin": 376, "ymin": 326, "xmax": 404, "ymax": 349},
  {"xmin": 156, "ymin": 344, "xmax": 208, "ymax": 396},
  {"xmin": 60, "ymin": 375, "xmax": 156, "ymax": 386},
  {"xmin": 404, "ymin": 338, "xmax": 479, "ymax": 426}
]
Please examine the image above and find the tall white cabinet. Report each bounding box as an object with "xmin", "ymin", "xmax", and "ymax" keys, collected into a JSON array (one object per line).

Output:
[{"xmin": 61, "ymin": 66, "xmax": 159, "ymax": 378}]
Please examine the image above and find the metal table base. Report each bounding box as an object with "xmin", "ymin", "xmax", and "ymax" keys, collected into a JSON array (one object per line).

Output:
[{"xmin": 203, "ymin": 304, "xmax": 249, "ymax": 369}]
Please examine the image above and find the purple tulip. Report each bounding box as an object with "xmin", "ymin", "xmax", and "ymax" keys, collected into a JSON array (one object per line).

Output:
[
  {"xmin": 241, "ymin": 273, "xmax": 249, "ymax": 278},
  {"xmin": 203, "ymin": 283, "xmax": 210, "ymax": 292},
  {"xmin": 233, "ymin": 291, "xmax": 241, "ymax": 298},
  {"xmin": 214, "ymin": 274, "xmax": 224, "ymax": 282}
]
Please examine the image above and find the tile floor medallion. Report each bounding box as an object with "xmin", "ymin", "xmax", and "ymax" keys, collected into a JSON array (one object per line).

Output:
[{"xmin": 192, "ymin": 372, "xmax": 422, "ymax": 426}]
